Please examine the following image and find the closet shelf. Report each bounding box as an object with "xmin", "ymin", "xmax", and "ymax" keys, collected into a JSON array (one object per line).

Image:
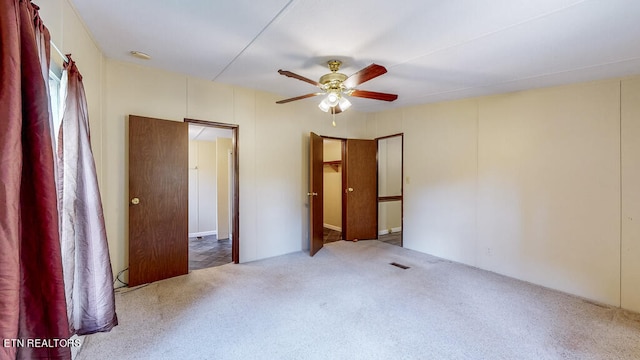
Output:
[
  {"xmin": 378, "ymin": 195, "xmax": 402, "ymax": 202},
  {"xmin": 323, "ymin": 160, "xmax": 341, "ymax": 172}
]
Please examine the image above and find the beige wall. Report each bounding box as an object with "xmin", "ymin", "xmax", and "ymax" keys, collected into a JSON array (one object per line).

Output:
[
  {"xmin": 621, "ymin": 77, "xmax": 640, "ymax": 312},
  {"xmin": 216, "ymin": 138, "xmax": 232, "ymax": 239},
  {"xmin": 478, "ymin": 82, "xmax": 621, "ymax": 305},
  {"xmin": 188, "ymin": 141, "xmax": 199, "ymax": 233},
  {"xmin": 198, "ymin": 141, "xmax": 218, "ymax": 233},
  {"xmin": 323, "ymin": 139, "xmax": 342, "ymax": 230},
  {"xmin": 366, "ymin": 78, "xmax": 640, "ymax": 309},
  {"xmin": 403, "ymin": 100, "xmax": 478, "ymax": 266},
  {"xmin": 378, "ymin": 136, "xmax": 402, "ymax": 197},
  {"xmin": 188, "ymin": 140, "xmax": 218, "ymax": 235}
]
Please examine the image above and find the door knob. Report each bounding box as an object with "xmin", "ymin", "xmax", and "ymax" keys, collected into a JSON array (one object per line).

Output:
[
  {"xmin": 131, "ymin": 197, "xmax": 140, "ymax": 205},
  {"xmin": 348, "ymin": 188, "xmax": 354, "ymax": 192},
  {"xmin": 307, "ymin": 192, "xmax": 318, "ymax": 196}
]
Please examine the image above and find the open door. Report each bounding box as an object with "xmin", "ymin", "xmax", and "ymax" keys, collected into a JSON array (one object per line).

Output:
[
  {"xmin": 309, "ymin": 132, "xmax": 324, "ymax": 256},
  {"xmin": 129, "ymin": 115, "xmax": 188, "ymax": 286},
  {"xmin": 344, "ymin": 139, "xmax": 377, "ymax": 241}
]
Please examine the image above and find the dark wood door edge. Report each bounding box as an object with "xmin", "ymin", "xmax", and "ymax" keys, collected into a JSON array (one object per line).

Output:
[
  {"xmin": 185, "ymin": 118, "xmax": 238, "ymax": 129},
  {"xmin": 375, "ymin": 133, "xmax": 403, "ymax": 141}
]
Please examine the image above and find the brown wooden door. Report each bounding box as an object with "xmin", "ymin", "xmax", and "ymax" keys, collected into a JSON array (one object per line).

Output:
[
  {"xmin": 344, "ymin": 139, "xmax": 377, "ymax": 240},
  {"xmin": 129, "ymin": 115, "xmax": 188, "ymax": 286},
  {"xmin": 309, "ymin": 132, "xmax": 324, "ymax": 256}
]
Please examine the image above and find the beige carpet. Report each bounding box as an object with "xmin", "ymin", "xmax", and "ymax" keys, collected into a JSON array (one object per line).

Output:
[{"xmin": 77, "ymin": 240, "xmax": 640, "ymax": 359}]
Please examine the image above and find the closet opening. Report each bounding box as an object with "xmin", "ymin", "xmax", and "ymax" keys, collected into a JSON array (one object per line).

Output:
[
  {"xmin": 317, "ymin": 134, "xmax": 403, "ymax": 246},
  {"xmin": 322, "ymin": 138, "xmax": 345, "ymax": 244}
]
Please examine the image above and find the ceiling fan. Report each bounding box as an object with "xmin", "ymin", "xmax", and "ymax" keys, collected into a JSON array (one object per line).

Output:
[{"xmin": 276, "ymin": 60, "xmax": 398, "ymax": 114}]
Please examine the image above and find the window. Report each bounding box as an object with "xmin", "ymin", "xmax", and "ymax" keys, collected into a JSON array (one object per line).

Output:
[{"xmin": 49, "ymin": 58, "xmax": 63, "ymax": 147}]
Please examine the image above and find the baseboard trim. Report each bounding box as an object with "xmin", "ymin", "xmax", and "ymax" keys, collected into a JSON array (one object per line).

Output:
[
  {"xmin": 323, "ymin": 224, "xmax": 342, "ymax": 232},
  {"xmin": 189, "ymin": 230, "xmax": 217, "ymax": 238},
  {"xmin": 378, "ymin": 227, "xmax": 402, "ymax": 236}
]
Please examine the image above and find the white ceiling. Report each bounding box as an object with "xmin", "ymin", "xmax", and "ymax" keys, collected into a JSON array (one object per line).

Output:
[
  {"xmin": 188, "ymin": 125, "xmax": 232, "ymax": 142},
  {"xmin": 71, "ymin": 0, "xmax": 640, "ymax": 113}
]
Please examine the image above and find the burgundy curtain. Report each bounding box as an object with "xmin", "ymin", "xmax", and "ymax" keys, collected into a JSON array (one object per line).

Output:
[
  {"xmin": 0, "ymin": 1, "xmax": 71, "ymax": 359},
  {"xmin": 58, "ymin": 55, "xmax": 118, "ymax": 336}
]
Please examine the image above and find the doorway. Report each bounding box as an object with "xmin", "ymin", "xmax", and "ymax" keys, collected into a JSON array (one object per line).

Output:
[
  {"xmin": 308, "ymin": 132, "xmax": 404, "ymax": 256},
  {"xmin": 128, "ymin": 116, "xmax": 239, "ymax": 286},
  {"xmin": 308, "ymin": 133, "xmax": 378, "ymax": 256},
  {"xmin": 185, "ymin": 119, "xmax": 239, "ymax": 269}
]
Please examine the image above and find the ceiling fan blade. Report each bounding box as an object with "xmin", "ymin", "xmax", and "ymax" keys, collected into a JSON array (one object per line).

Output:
[
  {"xmin": 278, "ymin": 70, "xmax": 322, "ymax": 88},
  {"xmin": 343, "ymin": 64, "xmax": 387, "ymax": 89},
  {"xmin": 350, "ymin": 90, "xmax": 398, "ymax": 102},
  {"xmin": 275, "ymin": 93, "xmax": 323, "ymax": 104}
]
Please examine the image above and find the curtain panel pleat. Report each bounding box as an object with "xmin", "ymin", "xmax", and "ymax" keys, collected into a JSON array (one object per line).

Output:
[
  {"xmin": 58, "ymin": 56, "xmax": 118, "ymax": 336},
  {"xmin": 0, "ymin": 1, "xmax": 71, "ymax": 359},
  {"xmin": 0, "ymin": 1, "xmax": 25, "ymax": 358}
]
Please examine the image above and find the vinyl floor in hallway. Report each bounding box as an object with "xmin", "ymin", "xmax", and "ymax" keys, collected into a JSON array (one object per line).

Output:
[{"xmin": 188, "ymin": 235, "xmax": 232, "ymax": 270}]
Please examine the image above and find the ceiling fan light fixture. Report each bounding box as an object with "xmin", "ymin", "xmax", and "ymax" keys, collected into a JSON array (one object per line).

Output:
[
  {"xmin": 318, "ymin": 98, "xmax": 331, "ymax": 112},
  {"xmin": 326, "ymin": 92, "xmax": 340, "ymax": 106},
  {"xmin": 338, "ymin": 97, "xmax": 351, "ymax": 111}
]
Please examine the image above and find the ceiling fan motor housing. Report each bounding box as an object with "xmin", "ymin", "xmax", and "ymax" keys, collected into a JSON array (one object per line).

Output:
[
  {"xmin": 319, "ymin": 60, "xmax": 347, "ymax": 91},
  {"xmin": 319, "ymin": 72, "xmax": 347, "ymax": 90}
]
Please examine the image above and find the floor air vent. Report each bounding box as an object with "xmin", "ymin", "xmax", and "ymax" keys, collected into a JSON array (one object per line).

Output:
[{"xmin": 390, "ymin": 262, "xmax": 410, "ymax": 269}]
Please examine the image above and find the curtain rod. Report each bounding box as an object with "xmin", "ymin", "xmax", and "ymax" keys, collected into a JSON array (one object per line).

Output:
[{"xmin": 50, "ymin": 41, "xmax": 68, "ymax": 63}]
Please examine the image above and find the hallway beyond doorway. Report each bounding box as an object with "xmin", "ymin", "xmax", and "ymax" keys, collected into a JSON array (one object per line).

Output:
[{"xmin": 189, "ymin": 235, "xmax": 232, "ymax": 270}]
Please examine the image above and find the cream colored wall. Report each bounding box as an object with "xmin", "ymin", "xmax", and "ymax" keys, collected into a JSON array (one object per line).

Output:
[
  {"xmin": 366, "ymin": 78, "xmax": 639, "ymax": 308},
  {"xmin": 478, "ymin": 82, "xmax": 621, "ymax": 305},
  {"xmin": 323, "ymin": 139, "xmax": 342, "ymax": 230},
  {"xmin": 189, "ymin": 140, "xmax": 218, "ymax": 234},
  {"xmin": 404, "ymin": 100, "xmax": 478, "ymax": 266},
  {"xmin": 188, "ymin": 141, "xmax": 199, "ymax": 233},
  {"xmin": 621, "ymin": 77, "xmax": 640, "ymax": 312},
  {"xmin": 197, "ymin": 141, "xmax": 217, "ymax": 233},
  {"xmin": 378, "ymin": 202, "xmax": 402, "ymax": 233},
  {"xmin": 378, "ymin": 136, "xmax": 402, "ymax": 197},
  {"xmin": 216, "ymin": 138, "xmax": 232, "ymax": 239}
]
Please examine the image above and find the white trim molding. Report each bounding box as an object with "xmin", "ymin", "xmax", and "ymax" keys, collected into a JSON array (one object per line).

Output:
[
  {"xmin": 323, "ymin": 224, "xmax": 342, "ymax": 232},
  {"xmin": 378, "ymin": 227, "xmax": 402, "ymax": 236},
  {"xmin": 189, "ymin": 230, "xmax": 217, "ymax": 238}
]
